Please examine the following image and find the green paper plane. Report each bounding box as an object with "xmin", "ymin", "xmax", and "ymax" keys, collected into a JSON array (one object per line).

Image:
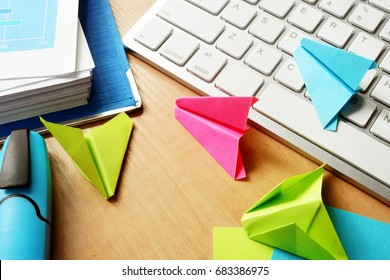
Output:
[
  {"xmin": 241, "ymin": 165, "xmax": 348, "ymax": 260},
  {"xmin": 41, "ymin": 112, "xmax": 133, "ymax": 199}
]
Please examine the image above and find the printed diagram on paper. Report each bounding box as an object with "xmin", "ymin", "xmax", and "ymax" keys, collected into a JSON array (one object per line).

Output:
[{"xmin": 0, "ymin": 0, "xmax": 58, "ymax": 52}]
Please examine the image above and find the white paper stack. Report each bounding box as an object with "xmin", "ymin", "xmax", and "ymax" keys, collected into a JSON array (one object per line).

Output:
[{"xmin": 0, "ymin": 0, "xmax": 94, "ymax": 125}]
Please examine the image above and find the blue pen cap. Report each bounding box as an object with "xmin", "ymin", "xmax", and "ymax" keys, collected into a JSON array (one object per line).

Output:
[{"xmin": 0, "ymin": 130, "xmax": 52, "ymax": 260}]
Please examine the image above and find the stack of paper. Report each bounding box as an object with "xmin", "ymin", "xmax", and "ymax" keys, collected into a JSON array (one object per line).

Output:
[{"xmin": 0, "ymin": 0, "xmax": 94, "ymax": 125}]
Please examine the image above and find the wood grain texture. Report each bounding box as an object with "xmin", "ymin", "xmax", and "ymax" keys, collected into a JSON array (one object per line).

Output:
[{"xmin": 46, "ymin": 0, "xmax": 389, "ymax": 259}]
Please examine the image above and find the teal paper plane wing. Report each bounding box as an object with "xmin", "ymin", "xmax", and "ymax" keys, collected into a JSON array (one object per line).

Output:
[
  {"xmin": 294, "ymin": 38, "xmax": 376, "ymax": 131},
  {"xmin": 40, "ymin": 112, "xmax": 133, "ymax": 200},
  {"xmin": 241, "ymin": 165, "xmax": 348, "ymax": 260}
]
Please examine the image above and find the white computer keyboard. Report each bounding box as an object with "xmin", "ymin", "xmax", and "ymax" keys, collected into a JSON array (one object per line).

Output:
[{"xmin": 123, "ymin": 0, "xmax": 390, "ymax": 205}]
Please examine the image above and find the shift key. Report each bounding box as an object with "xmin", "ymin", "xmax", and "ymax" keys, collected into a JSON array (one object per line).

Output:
[{"xmin": 157, "ymin": 0, "xmax": 225, "ymax": 44}]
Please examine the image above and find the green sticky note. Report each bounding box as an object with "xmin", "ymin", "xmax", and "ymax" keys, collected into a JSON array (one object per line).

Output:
[
  {"xmin": 213, "ymin": 227, "xmax": 273, "ymax": 260},
  {"xmin": 41, "ymin": 112, "xmax": 133, "ymax": 199}
]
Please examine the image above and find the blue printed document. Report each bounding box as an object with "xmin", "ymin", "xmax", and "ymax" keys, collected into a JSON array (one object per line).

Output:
[
  {"xmin": 0, "ymin": 0, "xmax": 79, "ymax": 79},
  {"xmin": 0, "ymin": 0, "xmax": 95, "ymax": 128},
  {"xmin": 0, "ymin": 0, "xmax": 57, "ymax": 52}
]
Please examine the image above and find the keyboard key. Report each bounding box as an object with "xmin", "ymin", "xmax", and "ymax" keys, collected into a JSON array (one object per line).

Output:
[
  {"xmin": 245, "ymin": 42, "xmax": 283, "ymax": 75},
  {"xmin": 278, "ymin": 28, "xmax": 306, "ymax": 55},
  {"xmin": 317, "ymin": 17, "xmax": 354, "ymax": 48},
  {"xmin": 379, "ymin": 19, "xmax": 390, "ymax": 42},
  {"xmin": 370, "ymin": 109, "xmax": 390, "ymax": 143},
  {"xmin": 134, "ymin": 18, "xmax": 172, "ymax": 51},
  {"xmin": 260, "ymin": 0, "xmax": 295, "ymax": 18},
  {"xmin": 274, "ymin": 59, "xmax": 305, "ymax": 92},
  {"xmin": 348, "ymin": 32, "xmax": 385, "ymax": 61},
  {"xmin": 371, "ymin": 75, "xmax": 390, "ymax": 106},
  {"xmin": 255, "ymin": 83, "xmax": 390, "ymax": 186},
  {"xmin": 380, "ymin": 50, "xmax": 390, "ymax": 73},
  {"xmin": 160, "ymin": 31, "xmax": 200, "ymax": 66},
  {"xmin": 216, "ymin": 28, "xmax": 253, "ymax": 59},
  {"xmin": 340, "ymin": 95, "xmax": 377, "ymax": 127},
  {"xmin": 359, "ymin": 69, "xmax": 378, "ymax": 92},
  {"xmin": 303, "ymin": 0, "xmax": 318, "ymax": 4},
  {"xmin": 348, "ymin": 3, "xmax": 384, "ymax": 33},
  {"xmin": 319, "ymin": 0, "xmax": 355, "ymax": 18},
  {"xmin": 249, "ymin": 11, "xmax": 285, "ymax": 44},
  {"xmin": 185, "ymin": 0, "xmax": 229, "ymax": 15},
  {"xmin": 243, "ymin": 0, "xmax": 260, "ymax": 4},
  {"xmin": 288, "ymin": 3, "xmax": 324, "ymax": 33},
  {"xmin": 221, "ymin": 0, "xmax": 257, "ymax": 29},
  {"xmin": 157, "ymin": 0, "xmax": 225, "ymax": 44},
  {"xmin": 304, "ymin": 90, "xmax": 311, "ymax": 100},
  {"xmin": 186, "ymin": 46, "xmax": 227, "ymax": 82},
  {"xmin": 369, "ymin": 0, "xmax": 390, "ymax": 13},
  {"xmin": 215, "ymin": 62, "xmax": 264, "ymax": 96}
]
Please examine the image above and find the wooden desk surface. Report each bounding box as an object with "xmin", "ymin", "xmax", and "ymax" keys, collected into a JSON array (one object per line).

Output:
[{"xmin": 47, "ymin": 0, "xmax": 389, "ymax": 259}]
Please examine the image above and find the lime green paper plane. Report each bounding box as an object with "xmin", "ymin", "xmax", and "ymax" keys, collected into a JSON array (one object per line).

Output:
[
  {"xmin": 40, "ymin": 112, "xmax": 133, "ymax": 199},
  {"xmin": 241, "ymin": 165, "xmax": 348, "ymax": 260}
]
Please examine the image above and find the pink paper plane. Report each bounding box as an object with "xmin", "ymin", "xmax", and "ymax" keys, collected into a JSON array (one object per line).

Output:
[{"xmin": 175, "ymin": 96, "xmax": 258, "ymax": 180}]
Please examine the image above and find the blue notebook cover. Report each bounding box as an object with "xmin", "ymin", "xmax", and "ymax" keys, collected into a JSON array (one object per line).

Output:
[{"xmin": 0, "ymin": 0, "xmax": 141, "ymax": 140}]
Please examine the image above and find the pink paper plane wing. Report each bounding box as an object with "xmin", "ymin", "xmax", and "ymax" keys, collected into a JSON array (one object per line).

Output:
[
  {"xmin": 175, "ymin": 96, "xmax": 257, "ymax": 180},
  {"xmin": 176, "ymin": 96, "xmax": 258, "ymax": 131}
]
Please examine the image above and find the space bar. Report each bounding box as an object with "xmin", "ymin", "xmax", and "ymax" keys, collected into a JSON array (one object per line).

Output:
[{"xmin": 254, "ymin": 84, "xmax": 390, "ymax": 186}]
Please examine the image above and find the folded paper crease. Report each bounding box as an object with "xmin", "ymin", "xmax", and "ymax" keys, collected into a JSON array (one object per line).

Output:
[
  {"xmin": 241, "ymin": 165, "xmax": 348, "ymax": 260},
  {"xmin": 293, "ymin": 38, "xmax": 376, "ymax": 131},
  {"xmin": 175, "ymin": 96, "xmax": 257, "ymax": 180},
  {"xmin": 40, "ymin": 112, "xmax": 133, "ymax": 199}
]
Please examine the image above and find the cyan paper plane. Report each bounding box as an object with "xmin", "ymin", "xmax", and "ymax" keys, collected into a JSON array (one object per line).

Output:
[{"xmin": 294, "ymin": 38, "xmax": 376, "ymax": 131}]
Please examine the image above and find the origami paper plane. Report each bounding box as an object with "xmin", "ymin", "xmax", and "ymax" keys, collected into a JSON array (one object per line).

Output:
[
  {"xmin": 40, "ymin": 112, "xmax": 133, "ymax": 199},
  {"xmin": 215, "ymin": 203, "xmax": 390, "ymax": 260},
  {"xmin": 175, "ymin": 96, "xmax": 257, "ymax": 180},
  {"xmin": 241, "ymin": 165, "xmax": 348, "ymax": 260},
  {"xmin": 294, "ymin": 38, "xmax": 376, "ymax": 131}
]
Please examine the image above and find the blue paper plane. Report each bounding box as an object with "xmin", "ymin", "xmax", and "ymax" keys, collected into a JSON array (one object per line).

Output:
[{"xmin": 294, "ymin": 38, "xmax": 377, "ymax": 131}]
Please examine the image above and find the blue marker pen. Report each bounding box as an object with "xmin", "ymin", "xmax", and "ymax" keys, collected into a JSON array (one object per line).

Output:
[{"xmin": 0, "ymin": 129, "xmax": 52, "ymax": 260}]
